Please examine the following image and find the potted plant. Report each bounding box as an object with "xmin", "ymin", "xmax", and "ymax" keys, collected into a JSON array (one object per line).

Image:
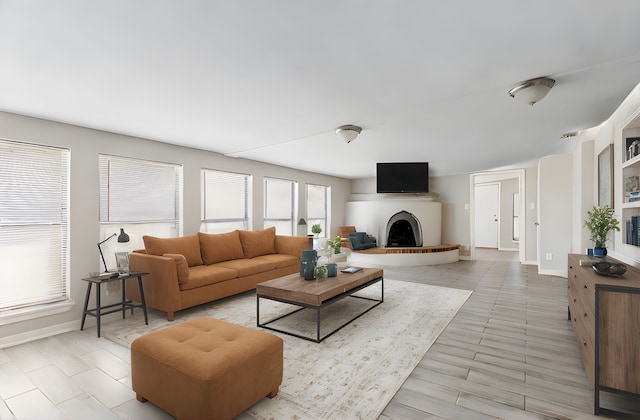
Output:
[
  {"xmin": 327, "ymin": 235, "xmax": 342, "ymax": 256},
  {"xmin": 326, "ymin": 236, "xmax": 342, "ymax": 277},
  {"xmin": 311, "ymin": 224, "xmax": 322, "ymax": 237},
  {"xmin": 584, "ymin": 205, "xmax": 620, "ymax": 257}
]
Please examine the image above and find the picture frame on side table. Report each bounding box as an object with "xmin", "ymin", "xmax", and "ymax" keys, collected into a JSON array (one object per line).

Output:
[
  {"xmin": 115, "ymin": 252, "xmax": 130, "ymax": 274},
  {"xmin": 598, "ymin": 143, "xmax": 613, "ymax": 208}
]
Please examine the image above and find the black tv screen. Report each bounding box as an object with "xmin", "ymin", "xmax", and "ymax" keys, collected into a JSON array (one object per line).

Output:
[{"xmin": 376, "ymin": 162, "xmax": 429, "ymax": 193}]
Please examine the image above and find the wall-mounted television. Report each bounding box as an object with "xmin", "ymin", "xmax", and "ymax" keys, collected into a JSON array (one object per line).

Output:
[{"xmin": 376, "ymin": 162, "xmax": 429, "ymax": 193}]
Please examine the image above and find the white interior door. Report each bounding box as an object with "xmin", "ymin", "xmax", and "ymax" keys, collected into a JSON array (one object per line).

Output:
[{"xmin": 475, "ymin": 184, "xmax": 499, "ymax": 248}]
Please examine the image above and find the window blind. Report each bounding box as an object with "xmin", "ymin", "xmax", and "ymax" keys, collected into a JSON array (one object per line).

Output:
[
  {"xmin": 99, "ymin": 155, "xmax": 181, "ymax": 224},
  {"xmin": 306, "ymin": 183, "xmax": 329, "ymax": 237},
  {"xmin": 264, "ymin": 177, "xmax": 296, "ymax": 235},
  {"xmin": 202, "ymin": 169, "xmax": 251, "ymax": 223},
  {"xmin": 0, "ymin": 140, "xmax": 69, "ymax": 310}
]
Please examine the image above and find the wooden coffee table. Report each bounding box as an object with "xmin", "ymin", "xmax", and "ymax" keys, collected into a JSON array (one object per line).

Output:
[{"xmin": 256, "ymin": 267, "xmax": 383, "ymax": 342}]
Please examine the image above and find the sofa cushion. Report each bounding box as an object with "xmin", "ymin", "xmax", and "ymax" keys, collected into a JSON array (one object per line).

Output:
[
  {"xmin": 252, "ymin": 254, "xmax": 298, "ymax": 269},
  {"xmin": 180, "ymin": 265, "xmax": 238, "ymax": 291},
  {"xmin": 238, "ymin": 227, "xmax": 276, "ymax": 259},
  {"xmin": 163, "ymin": 254, "xmax": 190, "ymax": 284},
  {"xmin": 198, "ymin": 231, "xmax": 245, "ymax": 265},
  {"xmin": 214, "ymin": 258, "xmax": 276, "ymax": 277},
  {"xmin": 274, "ymin": 235, "xmax": 309, "ymax": 257},
  {"xmin": 143, "ymin": 234, "xmax": 203, "ymax": 267}
]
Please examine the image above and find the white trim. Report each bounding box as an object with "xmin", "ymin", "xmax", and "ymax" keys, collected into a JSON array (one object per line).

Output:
[
  {"xmin": 0, "ymin": 299, "xmax": 74, "ymax": 327},
  {"xmin": 0, "ymin": 319, "xmax": 78, "ymax": 349},
  {"xmin": 538, "ymin": 268, "xmax": 567, "ymax": 278}
]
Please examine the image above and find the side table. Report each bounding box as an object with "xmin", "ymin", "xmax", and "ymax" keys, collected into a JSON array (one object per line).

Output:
[{"xmin": 80, "ymin": 271, "xmax": 149, "ymax": 337}]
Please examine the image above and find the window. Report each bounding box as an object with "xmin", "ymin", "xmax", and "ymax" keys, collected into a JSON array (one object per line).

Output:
[
  {"xmin": 264, "ymin": 177, "xmax": 297, "ymax": 235},
  {"xmin": 306, "ymin": 183, "xmax": 330, "ymax": 237},
  {"xmin": 201, "ymin": 169, "xmax": 252, "ymax": 233},
  {"xmin": 0, "ymin": 140, "xmax": 70, "ymax": 312},
  {"xmin": 99, "ymin": 155, "xmax": 182, "ymax": 268}
]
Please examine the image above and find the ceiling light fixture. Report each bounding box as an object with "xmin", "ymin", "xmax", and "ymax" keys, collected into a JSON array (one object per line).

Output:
[
  {"xmin": 508, "ymin": 77, "xmax": 555, "ymax": 106},
  {"xmin": 336, "ymin": 125, "xmax": 362, "ymax": 143}
]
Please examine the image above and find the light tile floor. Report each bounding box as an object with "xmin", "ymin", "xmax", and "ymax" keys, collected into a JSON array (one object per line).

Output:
[{"xmin": 2, "ymin": 250, "xmax": 639, "ymax": 419}]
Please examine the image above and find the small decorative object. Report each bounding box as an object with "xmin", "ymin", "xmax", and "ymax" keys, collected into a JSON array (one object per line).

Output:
[
  {"xmin": 327, "ymin": 263, "xmax": 338, "ymax": 277},
  {"xmin": 583, "ymin": 205, "xmax": 620, "ymax": 257},
  {"xmin": 300, "ymin": 249, "xmax": 317, "ymax": 280},
  {"xmin": 592, "ymin": 261, "xmax": 627, "ymax": 277},
  {"xmin": 97, "ymin": 228, "xmax": 130, "ymax": 272},
  {"xmin": 311, "ymin": 224, "xmax": 322, "ymax": 237},
  {"xmin": 115, "ymin": 252, "xmax": 130, "ymax": 274},
  {"xmin": 314, "ymin": 264, "xmax": 327, "ymax": 278},
  {"xmin": 327, "ymin": 235, "xmax": 342, "ymax": 256}
]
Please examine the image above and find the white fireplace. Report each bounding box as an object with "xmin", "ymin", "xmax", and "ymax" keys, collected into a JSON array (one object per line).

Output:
[{"xmin": 344, "ymin": 196, "xmax": 441, "ymax": 247}]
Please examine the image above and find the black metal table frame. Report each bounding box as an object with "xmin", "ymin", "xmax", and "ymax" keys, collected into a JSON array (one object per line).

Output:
[
  {"xmin": 257, "ymin": 276, "xmax": 383, "ymax": 343},
  {"xmin": 80, "ymin": 271, "xmax": 149, "ymax": 338},
  {"xmin": 594, "ymin": 283, "xmax": 640, "ymax": 416}
]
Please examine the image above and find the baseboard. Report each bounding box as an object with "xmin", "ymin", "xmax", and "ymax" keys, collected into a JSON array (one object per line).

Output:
[
  {"xmin": 537, "ymin": 268, "xmax": 567, "ymax": 278},
  {"xmin": 0, "ymin": 320, "xmax": 79, "ymax": 349}
]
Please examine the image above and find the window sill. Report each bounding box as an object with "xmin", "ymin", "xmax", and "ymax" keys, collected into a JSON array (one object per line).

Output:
[{"xmin": 0, "ymin": 300, "xmax": 75, "ymax": 326}]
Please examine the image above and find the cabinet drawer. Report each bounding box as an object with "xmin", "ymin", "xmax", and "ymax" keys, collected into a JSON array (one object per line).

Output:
[
  {"xmin": 568, "ymin": 273, "xmax": 594, "ymax": 314},
  {"xmin": 572, "ymin": 308, "xmax": 595, "ymax": 388}
]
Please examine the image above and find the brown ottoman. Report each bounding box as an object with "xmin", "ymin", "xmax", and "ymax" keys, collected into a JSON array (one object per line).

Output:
[{"xmin": 131, "ymin": 317, "xmax": 283, "ymax": 420}]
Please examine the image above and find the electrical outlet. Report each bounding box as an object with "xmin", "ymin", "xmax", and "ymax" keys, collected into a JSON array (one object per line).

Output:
[
  {"xmin": 106, "ymin": 282, "xmax": 120, "ymax": 295},
  {"xmin": 545, "ymin": 253, "xmax": 552, "ymax": 260}
]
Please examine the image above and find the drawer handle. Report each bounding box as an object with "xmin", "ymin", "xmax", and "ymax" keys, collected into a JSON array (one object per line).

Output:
[
  {"xmin": 584, "ymin": 285, "xmax": 587, "ymax": 289},
  {"xmin": 573, "ymin": 318, "xmax": 576, "ymax": 322},
  {"xmin": 583, "ymin": 340, "xmax": 587, "ymax": 346},
  {"xmin": 584, "ymin": 312, "xmax": 588, "ymax": 317},
  {"xmin": 573, "ymin": 298, "xmax": 577, "ymax": 303}
]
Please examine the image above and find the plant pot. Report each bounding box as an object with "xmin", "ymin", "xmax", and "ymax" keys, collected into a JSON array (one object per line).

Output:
[
  {"xmin": 593, "ymin": 246, "xmax": 607, "ymax": 257},
  {"xmin": 327, "ymin": 263, "xmax": 338, "ymax": 277}
]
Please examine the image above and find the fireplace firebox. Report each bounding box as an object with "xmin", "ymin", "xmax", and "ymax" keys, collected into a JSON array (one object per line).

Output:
[{"xmin": 386, "ymin": 211, "xmax": 422, "ymax": 247}]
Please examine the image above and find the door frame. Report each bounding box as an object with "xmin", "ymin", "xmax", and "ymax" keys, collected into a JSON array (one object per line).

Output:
[{"xmin": 470, "ymin": 169, "xmax": 526, "ymax": 262}]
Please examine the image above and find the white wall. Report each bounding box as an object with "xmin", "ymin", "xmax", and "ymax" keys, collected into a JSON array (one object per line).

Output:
[
  {"xmin": 431, "ymin": 174, "xmax": 471, "ymax": 256},
  {"xmin": 0, "ymin": 111, "xmax": 352, "ymax": 344},
  {"xmin": 572, "ymin": 139, "xmax": 595, "ymax": 254},
  {"xmin": 524, "ymin": 165, "xmax": 538, "ymax": 264},
  {"xmin": 538, "ymin": 154, "xmax": 573, "ymax": 276},
  {"xmin": 499, "ymin": 178, "xmax": 519, "ymax": 251}
]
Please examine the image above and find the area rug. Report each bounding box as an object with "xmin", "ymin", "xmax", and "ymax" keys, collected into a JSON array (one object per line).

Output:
[{"xmin": 101, "ymin": 279, "xmax": 471, "ymax": 419}]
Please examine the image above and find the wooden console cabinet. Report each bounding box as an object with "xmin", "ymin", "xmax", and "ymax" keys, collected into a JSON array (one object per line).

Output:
[{"xmin": 567, "ymin": 254, "xmax": 640, "ymax": 415}]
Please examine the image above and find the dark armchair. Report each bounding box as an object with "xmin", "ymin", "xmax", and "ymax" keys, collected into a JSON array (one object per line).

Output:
[{"xmin": 348, "ymin": 232, "xmax": 377, "ymax": 251}]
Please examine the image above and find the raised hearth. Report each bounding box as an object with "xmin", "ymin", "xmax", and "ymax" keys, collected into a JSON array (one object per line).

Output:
[{"xmin": 348, "ymin": 244, "xmax": 460, "ymax": 267}]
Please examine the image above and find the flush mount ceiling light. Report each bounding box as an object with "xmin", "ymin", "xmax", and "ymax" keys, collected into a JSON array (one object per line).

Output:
[
  {"xmin": 336, "ymin": 125, "xmax": 362, "ymax": 143},
  {"xmin": 508, "ymin": 77, "xmax": 555, "ymax": 106}
]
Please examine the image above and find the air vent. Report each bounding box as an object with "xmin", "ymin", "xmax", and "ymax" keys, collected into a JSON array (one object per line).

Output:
[{"xmin": 561, "ymin": 132, "xmax": 578, "ymax": 139}]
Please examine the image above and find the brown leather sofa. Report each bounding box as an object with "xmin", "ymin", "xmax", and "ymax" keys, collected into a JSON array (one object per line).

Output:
[{"xmin": 126, "ymin": 227, "xmax": 308, "ymax": 321}]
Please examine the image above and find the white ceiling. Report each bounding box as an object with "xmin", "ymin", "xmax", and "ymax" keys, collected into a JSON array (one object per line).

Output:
[{"xmin": 2, "ymin": 1, "xmax": 640, "ymax": 178}]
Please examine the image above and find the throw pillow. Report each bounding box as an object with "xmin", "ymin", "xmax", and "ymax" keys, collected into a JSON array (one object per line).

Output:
[
  {"xmin": 163, "ymin": 254, "xmax": 189, "ymax": 284},
  {"xmin": 238, "ymin": 226, "xmax": 276, "ymax": 259},
  {"xmin": 198, "ymin": 231, "xmax": 245, "ymax": 265},
  {"xmin": 143, "ymin": 234, "xmax": 203, "ymax": 267}
]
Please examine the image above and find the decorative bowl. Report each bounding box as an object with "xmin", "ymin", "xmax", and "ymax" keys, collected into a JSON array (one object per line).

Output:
[{"xmin": 592, "ymin": 261, "xmax": 627, "ymax": 277}]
